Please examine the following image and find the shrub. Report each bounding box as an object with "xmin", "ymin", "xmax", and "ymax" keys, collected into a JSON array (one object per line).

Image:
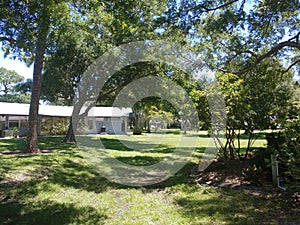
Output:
[
  {"xmin": 132, "ymin": 127, "xmax": 142, "ymax": 135},
  {"xmin": 266, "ymin": 117, "xmax": 300, "ymax": 190},
  {"xmin": 41, "ymin": 117, "xmax": 68, "ymax": 135}
]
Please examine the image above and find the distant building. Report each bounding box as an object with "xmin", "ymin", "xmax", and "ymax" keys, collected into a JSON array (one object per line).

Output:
[{"xmin": 0, "ymin": 102, "xmax": 132, "ymax": 137}]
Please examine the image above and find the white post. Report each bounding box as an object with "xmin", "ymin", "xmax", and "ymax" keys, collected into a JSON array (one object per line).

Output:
[
  {"xmin": 5, "ymin": 115, "xmax": 9, "ymax": 129},
  {"xmin": 124, "ymin": 116, "xmax": 127, "ymax": 133},
  {"xmin": 92, "ymin": 117, "xmax": 96, "ymax": 133},
  {"xmin": 271, "ymin": 154, "xmax": 278, "ymax": 186}
]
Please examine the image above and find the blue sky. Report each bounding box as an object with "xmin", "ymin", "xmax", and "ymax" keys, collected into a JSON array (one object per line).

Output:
[{"xmin": 0, "ymin": 50, "xmax": 33, "ymax": 80}]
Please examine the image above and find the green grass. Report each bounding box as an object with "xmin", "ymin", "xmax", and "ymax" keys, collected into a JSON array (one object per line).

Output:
[{"xmin": 0, "ymin": 133, "xmax": 299, "ymax": 225}]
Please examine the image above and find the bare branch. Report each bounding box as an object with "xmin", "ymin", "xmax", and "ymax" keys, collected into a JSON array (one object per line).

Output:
[
  {"xmin": 283, "ymin": 60, "xmax": 300, "ymax": 73},
  {"xmin": 216, "ymin": 67, "xmax": 238, "ymax": 74},
  {"xmin": 255, "ymin": 41, "xmax": 300, "ymax": 65},
  {"xmin": 287, "ymin": 31, "xmax": 300, "ymax": 43},
  {"xmin": 200, "ymin": 0, "xmax": 240, "ymax": 12},
  {"xmin": 0, "ymin": 37, "xmax": 17, "ymax": 43},
  {"xmin": 217, "ymin": 38, "xmax": 300, "ymax": 75},
  {"xmin": 239, "ymin": 0, "xmax": 246, "ymax": 11}
]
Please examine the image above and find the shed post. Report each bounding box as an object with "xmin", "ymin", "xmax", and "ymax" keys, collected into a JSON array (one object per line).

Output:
[
  {"xmin": 5, "ymin": 115, "xmax": 9, "ymax": 129},
  {"xmin": 271, "ymin": 154, "xmax": 278, "ymax": 186}
]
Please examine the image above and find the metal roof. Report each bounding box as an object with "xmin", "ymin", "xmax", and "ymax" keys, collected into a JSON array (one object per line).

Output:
[{"xmin": 0, "ymin": 102, "xmax": 131, "ymax": 117}]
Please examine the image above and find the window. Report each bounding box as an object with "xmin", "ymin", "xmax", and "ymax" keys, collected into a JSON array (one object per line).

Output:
[{"xmin": 9, "ymin": 120, "xmax": 19, "ymax": 128}]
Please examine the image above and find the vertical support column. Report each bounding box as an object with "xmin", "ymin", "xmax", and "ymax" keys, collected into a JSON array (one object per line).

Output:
[
  {"xmin": 18, "ymin": 116, "xmax": 21, "ymax": 128},
  {"xmin": 5, "ymin": 115, "xmax": 9, "ymax": 129},
  {"xmin": 124, "ymin": 116, "xmax": 127, "ymax": 133},
  {"xmin": 92, "ymin": 117, "xmax": 96, "ymax": 134},
  {"xmin": 271, "ymin": 154, "xmax": 278, "ymax": 186}
]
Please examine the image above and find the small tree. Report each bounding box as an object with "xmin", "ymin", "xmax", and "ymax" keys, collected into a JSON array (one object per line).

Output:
[
  {"xmin": 215, "ymin": 59, "xmax": 293, "ymax": 159},
  {"xmin": 0, "ymin": 67, "xmax": 24, "ymax": 95}
]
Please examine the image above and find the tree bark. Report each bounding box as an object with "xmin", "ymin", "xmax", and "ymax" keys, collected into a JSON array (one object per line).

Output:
[
  {"xmin": 63, "ymin": 117, "xmax": 76, "ymax": 143},
  {"xmin": 146, "ymin": 119, "xmax": 151, "ymax": 133},
  {"xmin": 63, "ymin": 97, "xmax": 93, "ymax": 142},
  {"xmin": 25, "ymin": 5, "xmax": 51, "ymax": 153}
]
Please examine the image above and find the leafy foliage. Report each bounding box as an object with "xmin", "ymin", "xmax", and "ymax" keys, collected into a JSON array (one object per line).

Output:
[
  {"xmin": 0, "ymin": 93, "xmax": 30, "ymax": 103},
  {"xmin": 266, "ymin": 85, "xmax": 300, "ymax": 190},
  {"xmin": 215, "ymin": 59, "xmax": 293, "ymax": 159},
  {"xmin": 0, "ymin": 67, "xmax": 30, "ymax": 103},
  {"xmin": 41, "ymin": 117, "xmax": 69, "ymax": 135},
  {"xmin": 0, "ymin": 67, "xmax": 23, "ymax": 95}
]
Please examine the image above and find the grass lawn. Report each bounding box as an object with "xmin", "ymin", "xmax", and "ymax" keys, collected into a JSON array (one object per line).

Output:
[{"xmin": 0, "ymin": 133, "xmax": 299, "ymax": 225}]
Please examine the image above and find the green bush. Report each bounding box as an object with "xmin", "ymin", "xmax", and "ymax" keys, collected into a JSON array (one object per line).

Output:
[
  {"xmin": 132, "ymin": 127, "xmax": 142, "ymax": 135},
  {"xmin": 266, "ymin": 117, "xmax": 300, "ymax": 190},
  {"xmin": 41, "ymin": 117, "xmax": 68, "ymax": 135}
]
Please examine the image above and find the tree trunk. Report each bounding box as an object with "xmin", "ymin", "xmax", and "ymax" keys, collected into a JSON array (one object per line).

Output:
[
  {"xmin": 64, "ymin": 99, "xmax": 92, "ymax": 142},
  {"xmin": 229, "ymin": 128, "xmax": 235, "ymax": 159},
  {"xmin": 25, "ymin": 6, "xmax": 51, "ymax": 153},
  {"xmin": 133, "ymin": 113, "xmax": 142, "ymax": 135},
  {"xmin": 237, "ymin": 129, "xmax": 241, "ymax": 160},
  {"xmin": 146, "ymin": 120, "xmax": 151, "ymax": 133},
  {"xmin": 63, "ymin": 117, "xmax": 76, "ymax": 143},
  {"xmin": 182, "ymin": 119, "xmax": 187, "ymax": 134},
  {"xmin": 244, "ymin": 131, "xmax": 254, "ymax": 159},
  {"xmin": 3, "ymin": 85, "xmax": 8, "ymax": 95}
]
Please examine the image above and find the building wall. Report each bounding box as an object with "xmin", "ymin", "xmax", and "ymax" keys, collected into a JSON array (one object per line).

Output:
[
  {"xmin": 88, "ymin": 117, "xmax": 127, "ymax": 134},
  {"xmin": 0, "ymin": 116, "xmax": 28, "ymax": 137},
  {"xmin": 0, "ymin": 115, "xmax": 128, "ymax": 137}
]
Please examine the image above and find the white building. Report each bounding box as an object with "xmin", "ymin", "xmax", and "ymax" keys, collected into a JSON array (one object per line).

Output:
[{"xmin": 0, "ymin": 102, "xmax": 132, "ymax": 137}]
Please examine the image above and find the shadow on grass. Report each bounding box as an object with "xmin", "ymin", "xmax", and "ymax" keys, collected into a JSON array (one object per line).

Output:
[
  {"xmin": 0, "ymin": 136, "xmax": 208, "ymax": 192},
  {"xmin": 144, "ymin": 145, "xmax": 175, "ymax": 153},
  {"xmin": 100, "ymin": 137, "xmax": 176, "ymax": 153},
  {"xmin": 0, "ymin": 138, "xmax": 26, "ymax": 152},
  {"xmin": 173, "ymin": 185, "xmax": 300, "ymax": 225},
  {"xmin": 38, "ymin": 136, "xmax": 78, "ymax": 151},
  {"xmin": 115, "ymin": 155, "xmax": 162, "ymax": 166},
  {"xmin": 144, "ymin": 161, "xmax": 197, "ymax": 189},
  {"xmin": 100, "ymin": 138, "xmax": 133, "ymax": 151},
  {"xmin": 0, "ymin": 137, "xmax": 123, "ymax": 193},
  {"xmin": 0, "ymin": 169, "xmax": 107, "ymax": 225},
  {"xmin": 49, "ymin": 158, "xmax": 122, "ymax": 192},
  {"xmin": 0, "ymin": 200, "xmax": 107, "ymax": 225},
  {"xmin": 0, "ymin": 136, "xmax": 77, "ymax": 153}
]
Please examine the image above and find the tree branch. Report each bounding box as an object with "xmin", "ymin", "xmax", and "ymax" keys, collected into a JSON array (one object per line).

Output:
[
  {"xmin": 200, "ymin": 0, "xmax": 240, "ymax": 12},
  {"xmin": 216, "ymin": 67, "xmax": 238, "ymax": 74},
  {"xmin": 216, "ymin": 38, "xmax": 300, "ymax": 75},
  {"xmin": 288, "ymin": 31, "xmax": 300, "ymax": 42},
  {"xmin": 255, "ymin": 41, "xmax": 300, "ymax": 64},
  {"xmin": 284, "ymin": 59, "xmax": 300, "ymax": 73},
  {"xmin": 219, "ymin": 41, "xmax": 258, "ymax": 57},
  {"xmin": 0, "ymin": 36, "xmax": 17, "ymax": 44}
]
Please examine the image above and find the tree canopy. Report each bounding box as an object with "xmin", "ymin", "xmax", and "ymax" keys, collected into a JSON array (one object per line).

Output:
[
  {"xmin": 0, "ymin": 67, "xmax": 23, "ymax": 95},
  {"xmin": 160, "ymin": 0, "xmax": 299, "ymax": 75}
]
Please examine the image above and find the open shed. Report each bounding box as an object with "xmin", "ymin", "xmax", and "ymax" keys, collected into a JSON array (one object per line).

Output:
[{"xmin": 0, "ymin": 102, "xmax": 132, "ymax": 137}]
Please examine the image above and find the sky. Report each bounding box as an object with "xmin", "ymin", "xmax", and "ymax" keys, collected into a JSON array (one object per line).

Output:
[{"xmin": 0, "ymin": 50, "xmax": 33, "ymax": 80}]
